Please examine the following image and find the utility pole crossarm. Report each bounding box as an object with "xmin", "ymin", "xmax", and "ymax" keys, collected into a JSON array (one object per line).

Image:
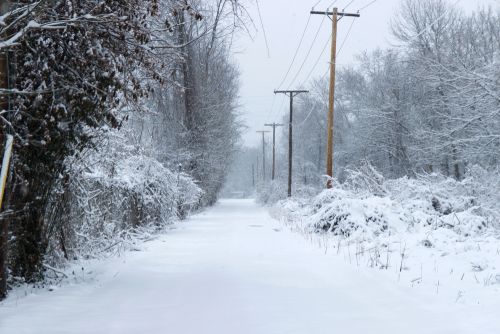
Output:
[
  {"xmin": 310, "ymin": 10, "xmax": 360, "ymax": 17},
  {"xmin": 274, "ymin": 90, "xmax": 309, "ymax": 95}
]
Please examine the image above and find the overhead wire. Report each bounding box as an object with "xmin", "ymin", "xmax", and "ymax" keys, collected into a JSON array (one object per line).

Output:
[
  {"xmin": 296, "ymin": 2, "xmax": 361, "ymax": 128},
  {"xmin": 358, "ymin": 0, "xmax": 378, "ymax": 12},
  {"xmin": 300, "ymin": 12, "xmax": 357, "ymax": 88},
  {"xmin": 277, "ymin": 0, "xmax": 337, "ymax": 126},
  {"xmin": 313, "ymin": 0, "xmax": 324, "ymax": 8},
  {"xmin": 342, "ymin": 0, "xmax": 356, "ymax": 11},
  {"xmin": 328, "ymin": 0, "xmax": 339, "ymax": 8},
  {"xmin": 275, "ymin": 15, "xmax": 312, "ymax": 90},
  {"xmin": 299, "ymin": 33, "xmax": 332, "ymax": 87},
  {"xmin": 267, "ymin": 0, "xmax": 339, "ymax": 123},
  {"xmin": 287, "ymin": 14, "xmax": 327, "ymax": 89},
  {"xmin": 255, "ymin": 0, "xmax": 270, "ymax": 58},
  {"xmin": 294, "ymin": 0, "xmax": 389, "ymax": 129},
  {"xmin": 268, "ymin": 4, "xmax": 325, "ymax": 122},
  {"xmin": 336, "ymin": 17, "xmax": 356, "ymax": 56}
]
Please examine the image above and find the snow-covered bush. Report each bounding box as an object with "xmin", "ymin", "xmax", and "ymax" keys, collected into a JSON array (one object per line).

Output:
[
  {"xmin": 276, "ymin": 165, "xmax": 500, "ymax": 240},
  {"xmin": 256, "ymin": 181, "xmax": 287, "ymax": 205},
  {"xmin": 342, "ymin": 161, "xmax": 387, "ymax": 196},
  {"xmin": 44, "ymin": 130, "xmax": 201, "ymax": 265},
  {"xmin": 256, "ymin": 180, "xmax": 322, "ymax": 206}
]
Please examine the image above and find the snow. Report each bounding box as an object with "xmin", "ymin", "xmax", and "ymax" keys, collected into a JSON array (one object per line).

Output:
[
  {"xmin": 270, "ymin": 168, "xmax": 500, "ymax": 315},
  {"xmin": 1, "ymin": 199, "xmax": 499, "ymax": 333}
]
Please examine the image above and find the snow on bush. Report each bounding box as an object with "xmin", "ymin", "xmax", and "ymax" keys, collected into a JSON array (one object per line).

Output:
[
  {"xmin": 44, "ymin": 129, "xmax": 201, "ymax": 267},
  {"xmin": 272, "ymin": 164, "xmax": 500, "ymax": 302},
  {"xmin": 276, "ymin": 164, "xmax": 499, "ymax": 240},
  {"xmin": 256, "ymin": 180, "xmax": 287, "ymax": 205},
  {"xmin": 257, "ymin": 180, "xmax": 321, "ymax": 206}
]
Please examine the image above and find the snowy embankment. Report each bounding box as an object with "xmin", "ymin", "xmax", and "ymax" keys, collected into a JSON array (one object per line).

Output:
[{"xmin": 271, "ymin": 165, "xmax": 500, "ymax": 305}]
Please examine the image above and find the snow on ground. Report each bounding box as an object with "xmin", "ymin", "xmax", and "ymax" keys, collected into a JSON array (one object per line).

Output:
[
  {"xmin": 270, "ymin": 169, "xmax": 500, "ymax": 325},
  {"xmin": 1, "ymin": 199, "xmax": 499, "ymax": 334}
]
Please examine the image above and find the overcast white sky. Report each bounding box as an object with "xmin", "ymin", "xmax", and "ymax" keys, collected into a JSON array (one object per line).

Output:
[{"xmin": 233, "ymin": 0, "xmax": 499, "ymax": 147}]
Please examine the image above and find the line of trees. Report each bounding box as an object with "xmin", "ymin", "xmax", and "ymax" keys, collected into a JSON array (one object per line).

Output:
[
  {"xmin": 271, "ymin": 0, "xmax": 499, "ymax": 192},
  {"xmin": 0, "ymin": 0, "xmax": 244, "ymax": 299}
]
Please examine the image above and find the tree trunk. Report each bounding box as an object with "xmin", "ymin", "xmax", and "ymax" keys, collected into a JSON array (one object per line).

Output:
[
  {"xmin": 7, "ymin": 169, "xmax": 49, "ymax": 284},
  {"xmin": 9, "ymin": 189, "xmax": 46, "ymax": 283}
]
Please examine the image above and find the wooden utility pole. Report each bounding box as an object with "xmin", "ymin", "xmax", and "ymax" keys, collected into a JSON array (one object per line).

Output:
[
  {"xmin": 256, "ymin": 155, "xmax": 260, "ymax": 181},
  {"xmin": 264, "ymin": 122, "xmax": 284, "ymax": 181},
  {"xmin": 252, "ymin": 164, "xmax": 255, "ymax": 187},
  {"xmin": 311, "ymin": 8, "xmax": 360, "ymax": 188},
  {"xmin": 273, "ymin": 90, "xmax": 308, "ymax": 197},
  {"xmin": 256, "ymin": 130, "xmax": 270, "ymax": 182}
]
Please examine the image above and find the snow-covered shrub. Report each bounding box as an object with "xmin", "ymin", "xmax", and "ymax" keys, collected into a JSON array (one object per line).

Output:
[
  {"xmin": 342, "ymin": 161, "xmax": 387, "ymax": 196},
  {"xmin": 305, "ymin": 189, "xmax": 391, "ymax": 238},
  {"xmin": 256, "ymin": 180, "xmax": 287, "ymax": 205},
  {"xmin": 257, "ymin": 180, "xmax": 322, "ymax": 206},
  {"xmin": 276, "ymin": 165, "xmax": 500, "ymax": 241},
  {"xmin": 45, "ymin": 130, "xmax": 201, "ymax": 265}
]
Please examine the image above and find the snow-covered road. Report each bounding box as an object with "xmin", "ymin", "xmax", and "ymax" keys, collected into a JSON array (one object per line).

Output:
[{"xmin": 0, "ymin": 199, "xmax": 497, "ymax": 334}]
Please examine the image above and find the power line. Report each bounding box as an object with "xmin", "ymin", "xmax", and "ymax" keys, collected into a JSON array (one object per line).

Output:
[
  {"xmin": 288, "ymin": 14, "xmax": 326, "ymax": 88},
  {"xmin": 329, "ymin": 0, "xmax": 340, "ymax": 8},
  {"xmin": 255, "ymin": 0, "xmax": 270, "ymax": 58},
  {"xmin": 296, "ymin": 105, "xmax": 318, "ymax": 128},
  {"xmin": 358, "ymin": 0, "xmax": 378, "ymax": 12},
  {"xmin": 343, "ymin": 0, "xmax": 356, "ymax": 11},
  {"xmin": 313, "ymin": 0, "xmax": 324, "ymax": 8},
  {"xmin": 265, "ymin": 92, "xmax": 286, "ymax": 124},
  {"xmin": 299, "ymin": 15, "xmax": 356, "ymax": 88},
  {"xmin": 275, "ymin": 94, "xmax": 287, "ymax": 120},
  {"xmin": 336, "ymin": 17, "xmax": 356, "ymax": 56},
  {"xmin": 300, "ymin": 33, "xmax": 332, "ymax": 87},
  {"xmin": 276, "ymin": 15, "xmax": 312, "ymax": 90},
  {"xmin": 265, "ymin": 92, "xmax": 278, "ymax": 123}
]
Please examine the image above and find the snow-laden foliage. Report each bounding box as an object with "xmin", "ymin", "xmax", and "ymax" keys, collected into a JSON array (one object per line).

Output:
[
  {"xmin": 275, "ymin": 165, "xmax": 499, "ymax": 240},
  {"xmin": 256, "ymin": 181, "xmax": 287, "ymax": 205},
  {"xmin": 0, "ymin": 0, "xmax": 171, "ymax": 285},
  {"xmin": 1, "ymin": 0, "xmax": 245, "ymax": 298},
  {"xmin": 256, "ymin": 180, "xmax": 320, "ymax": 206},
  {"xmin": 272, "ymin": 164, "xmax": 500, "ymax": 259},
  {"xmin": 44, "ymin": 129, "xmax": 201, "ymax": 267}
]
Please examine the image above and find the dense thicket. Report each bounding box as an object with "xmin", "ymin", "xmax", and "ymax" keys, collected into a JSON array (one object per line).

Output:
[
  {"xmin": 271, "ymin": 0, "xmax": 499, "ymax": 192},
  {"xmin": 0, "ymin": 0, "xmax": 243, "ymax": 299}
]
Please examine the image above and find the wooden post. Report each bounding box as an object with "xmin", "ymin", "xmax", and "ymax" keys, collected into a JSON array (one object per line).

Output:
[
  {"xmin": 274, "ymin": 90, "xmax": 308, "ymax": 197},
  {"xmin": 264, "ymin": 122, "xmax": 284, "ymax": 181},
  {"xmin": 252, "ymin": 164, "xmax": 255, "ymax": 187},
  {"xmin": 256, "ymin": 130, "xmax": 270, "ymax": 182},
  {"xmin": 326, "ymin": 8, "xmax": 338, "ymax": 188},
  {"xmin": 311, "ymin": 8, "xmax": 360, "ymax": 188}
]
